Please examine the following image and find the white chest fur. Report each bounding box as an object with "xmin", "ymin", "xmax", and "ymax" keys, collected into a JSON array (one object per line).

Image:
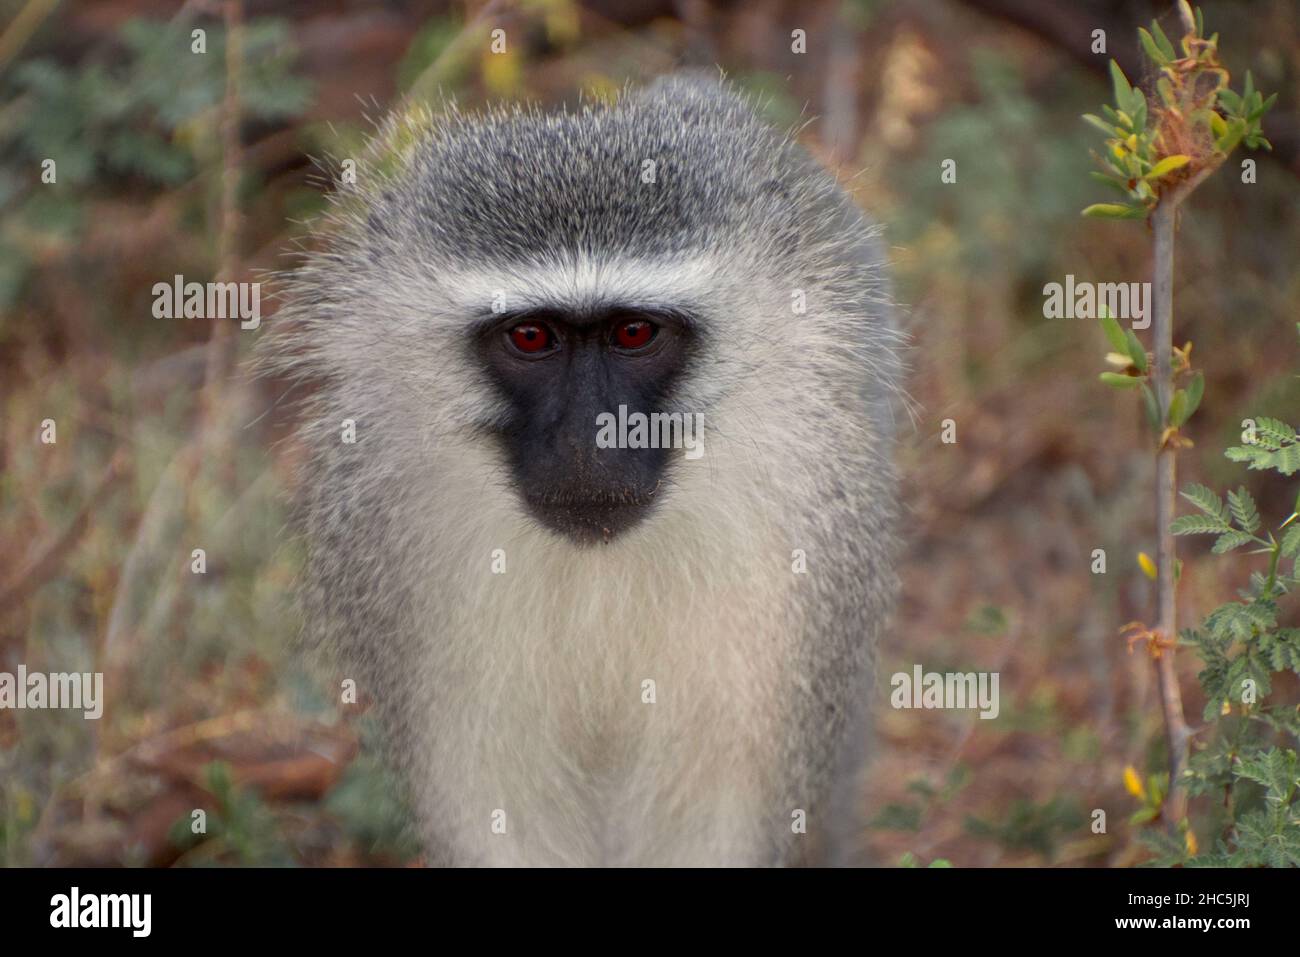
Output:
[{"xmin": 404, "ymin": 451, "xmax": 798, "ymax": 865}]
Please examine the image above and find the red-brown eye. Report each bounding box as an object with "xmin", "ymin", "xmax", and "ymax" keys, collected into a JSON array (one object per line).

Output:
[
  {"xmin": 613, "ymin": 320, "xmax": 656, "ymax": 351},
  {"xmin": 509, "ymin": 323, "xmax": 553, "ymax": 355}
]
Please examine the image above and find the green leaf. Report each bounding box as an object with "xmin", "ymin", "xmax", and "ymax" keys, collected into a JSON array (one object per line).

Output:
[
  {"xmin": 1131, "ymin": 97, "xmax": 1147, "ymax": 133},
  {"xmin": 1100, "ymin": 312, "xmax": 1128, "ymax": 353},
  {"xmin": 1211, "ymin": 530, "xmax": 1254, "ymax": 554},
  {"xmin": 1138, "ymin": 27, "xmax": 1170, "ymax": 66},
  {"xmin": 1216, "ymin": 117, "xmax": 1247, "ymax": 154},
  {"xmin": 1277, "ymin": 445, "xmax": 1300, "ymax": 475},
  {"xmin": 1225, "ymin": 444, "xmax": 1275, "ymax": 470},
  {"xmin": 1205, "ymin": 600, "xmax": 1276, "ymax": 641},
  {"xmin": 1124, "ymin": 329, "xmax": 1148, "ymax": 373},
  {"xmin": 1168, "ymin": 390, "xmax": 1188, "ymax": 428},
  {"xmin": 1280, "ymin": 525, "xmax": 1300, "ymax": 558},
  {"xmin": 1088, "ymin": 171, "xmax": 1131, "ymax": 195},
  {"xmin": 1235, "ymin": 749, "xmax": 1298, "ymax": 804},
  {"xmin": 1248, "ymin": 92, "xmax": 1279, "ymax": 124},
  {"xmin": 1172, "ymin": 514, "xmax": 1232, "ymax": 536},
  {"xmin": 1181, "ymin": 484, "xmax": 1231, "ymax": 525},
  {"xmin": 1141, "ymin": 384, "xmax": 1160, "ymax": 432},
  {"xmin": 1100, "ymin": 372, "xmax": 1141, "ymax": 389},
  {"xmin": 1184, "ymin": 371, "xmax": 1204, "ymax": 422},
  {"xmin": 1083, "ymin": 113, "xmax": 1117, "ymax": 137},
  {"xmin": 1109, "ymin": 60, "xmax": 1136, "ymax": 114},
  {"xmin": 1149, "ymin": 20, "xmax": 1176, "ymax": 61},
  {"xmin": 1227, "ymin": 434, "xmax": 1300, "ymax": 476},
  {"xmin": 1256, "ymin": 417, "xmax": 1297, "ymax": 449},
  {"xmin": 1130, "ymin": 807, "xmax": 1159, "ymax": 825},
  {"xmin": 1217, "ymin": 87, "xmax": 1244, "ymax": 114},
  {"xmin": 1227, "ymin": 487, "xmax": 1261, "ymax": 534},
  {"xmin": 1259, "ymin": 629, "xmax": 1300, "ymax": 674}
]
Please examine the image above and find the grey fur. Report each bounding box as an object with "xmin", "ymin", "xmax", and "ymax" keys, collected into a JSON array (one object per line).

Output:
[{"xmin": 269, "ymin": 75, "xmax": 903, "ymax": 866}]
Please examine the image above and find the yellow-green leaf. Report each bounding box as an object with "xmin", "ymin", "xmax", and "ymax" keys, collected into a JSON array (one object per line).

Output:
[
  {"xmin": 1082, "ymin": 113, "xmax": 1117, "ymax": 136},
  {"xmin": 1082, "ymin": 203, "xmax": 1146, "ymax": 220},
  {"xmin": 1147, "ymin": 154, "xmax": 1191, "ymax": 179}
]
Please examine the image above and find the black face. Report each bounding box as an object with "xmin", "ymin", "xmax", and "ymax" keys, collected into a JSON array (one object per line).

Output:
[{"xmin": 475, "ymin": 307, "xmax": 694, "ymax": 545}]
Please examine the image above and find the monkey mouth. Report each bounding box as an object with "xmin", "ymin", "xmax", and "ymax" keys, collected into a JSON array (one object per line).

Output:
[{"xmin": 522, "ymin": 485, "xmax": 661, "ymax": 546}]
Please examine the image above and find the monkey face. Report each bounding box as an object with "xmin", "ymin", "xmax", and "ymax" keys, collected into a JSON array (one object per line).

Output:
[{"xmin": 475, "ymin": 306, "xmax": 695, "ymax": 546}]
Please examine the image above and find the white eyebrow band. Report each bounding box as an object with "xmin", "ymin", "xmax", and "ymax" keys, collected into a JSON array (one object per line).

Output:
[{"xmin": 437, "ymin": 254, "xmax": 721, "ymax": 319}]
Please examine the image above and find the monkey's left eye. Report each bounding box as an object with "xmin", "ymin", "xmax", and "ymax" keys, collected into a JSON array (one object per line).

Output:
[
  {"xmin": 612, "ymin": 319, "xmax": 657, "ymax": 352},
  {"xmin": 508, "ymin": 323, "xmax": 555, "ymax": 355}
]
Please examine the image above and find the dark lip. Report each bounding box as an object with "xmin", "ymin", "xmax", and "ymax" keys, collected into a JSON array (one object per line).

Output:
[
  {"xmin": 522, "ymin": 489, "xmax": 660, "ymax": 545},
  {"xmin": 526, "ymin": 495, "xmax": 654, "ymax": 510},
  {"xmin": 523, "ymin": 481, "xmax": 662, "ymax": 511}
]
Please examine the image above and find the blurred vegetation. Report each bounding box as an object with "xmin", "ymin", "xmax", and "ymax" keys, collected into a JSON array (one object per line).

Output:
[
  {"xmin": 0, "ymin": 17, "xmax": 310, "ymax": 309},
  {"xmin": 1078, "ymin": 4, "xmax": 1297, "ymax": 866},
  {"xmin": 1, "ymin": 0, "xmax": 1297, "ymax": 867}
]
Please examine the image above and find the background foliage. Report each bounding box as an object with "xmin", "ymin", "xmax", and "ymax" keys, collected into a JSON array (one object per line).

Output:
[{"xmin": 0, "ymin": 0, "xmax": 1297, "ymax": 866}]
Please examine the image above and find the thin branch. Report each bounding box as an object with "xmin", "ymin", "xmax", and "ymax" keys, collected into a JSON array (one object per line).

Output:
[
  {"xmin": 0, "ymin": 0, "xmax": 60, "ymax": 74},
  {"xmin": 1151, "ymin": 197, "xmax": 1191, "ymax": 826},
  {"xmin": 201, "ymin": 0, "xmax": 244, "ymax": 414},
  {"xmin": 1149, "ymin": 150, "xmax": 1226, "ymax": 827}
]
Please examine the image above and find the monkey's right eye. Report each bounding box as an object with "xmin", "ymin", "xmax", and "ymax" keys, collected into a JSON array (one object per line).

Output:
[{"xmin": 507, "ymin": 323, "xmax": 555, "ymax": 356}]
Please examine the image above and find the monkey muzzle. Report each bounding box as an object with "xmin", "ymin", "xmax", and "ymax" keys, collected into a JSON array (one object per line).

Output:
[{"xmin": 521, "ymin": 479, "xmax": 662, "ymax": 546}]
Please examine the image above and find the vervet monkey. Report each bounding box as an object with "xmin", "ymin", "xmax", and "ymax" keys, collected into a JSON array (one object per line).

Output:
[{"xmin": 272, "ymin": 75, "xmax": 903, "ymax": 865}]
